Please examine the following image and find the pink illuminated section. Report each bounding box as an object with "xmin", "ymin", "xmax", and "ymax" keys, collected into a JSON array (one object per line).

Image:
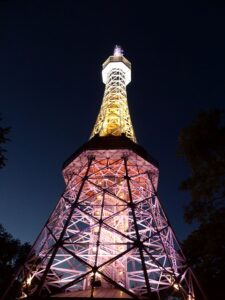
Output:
[{"xmin": 15, "ymin": 148, "xmax": 196, "ymax": 299}]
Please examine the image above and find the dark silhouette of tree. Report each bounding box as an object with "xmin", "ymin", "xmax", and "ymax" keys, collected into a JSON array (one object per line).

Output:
[
  {"xmin": 178, "ymin": 109, "xmax": 225, "ymax": 300},
  {"xmin": 183, "ymin": 209, "xmax": 225, "ymax": 300},
  {"xmin": 0, "ymin": 117, "xmax": 10, "ymax": 169},
  {"xmin": 0, "ymin": 224, "xmax": 31, "ymax": 299},
  {"xmin": 0, "ymin": 116, "xmax": 30, "ymax": 299},
  {"xmin": 179, "ymin": 109, "xmax": 225, "ymax": 223}
]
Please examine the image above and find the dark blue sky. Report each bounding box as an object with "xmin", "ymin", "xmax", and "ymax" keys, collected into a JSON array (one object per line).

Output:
[{"xmin": 0, "ymin": 0, "xmax": 224, "ymax": 243}]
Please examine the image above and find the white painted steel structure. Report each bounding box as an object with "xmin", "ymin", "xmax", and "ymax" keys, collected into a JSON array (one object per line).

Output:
[{"xmin": 17, "ymin": 149, "xmax": 196, "ymax": 299}]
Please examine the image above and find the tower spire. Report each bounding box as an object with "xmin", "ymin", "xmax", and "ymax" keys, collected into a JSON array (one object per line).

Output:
[{"xmin": 90, "ymin": 46, "xmax": 136, "ymax": 142}]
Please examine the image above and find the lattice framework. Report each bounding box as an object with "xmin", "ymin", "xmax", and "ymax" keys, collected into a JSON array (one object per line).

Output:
[
  {"xmin": 17, "ymin": 149, "xmax": 196, "ymax": 299},
  {"xmin": 90, "ymin": 67, "xmax": 136, "ymax": 142}
]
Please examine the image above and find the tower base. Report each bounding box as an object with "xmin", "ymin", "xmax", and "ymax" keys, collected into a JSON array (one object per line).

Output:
[
  {"xmin": 52, "ymin": 288, "xmax": 132, "ymax": 298},
  {"xmin": 27, "ymin": 288, "xmax": 133, "ymax": 299}
]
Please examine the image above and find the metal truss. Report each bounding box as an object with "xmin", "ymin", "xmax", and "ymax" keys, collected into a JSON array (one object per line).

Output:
[
  {"xmin": 16, "ymin": 148, "xmax": 196, "ymax": 299},
  {"xmin": 90, "ymin": 66, "xmax": 136, "ymax": 142}
]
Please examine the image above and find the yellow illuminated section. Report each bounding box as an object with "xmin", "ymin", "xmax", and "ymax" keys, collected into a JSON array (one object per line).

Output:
[{"xmin": 90, "ymin": 52, "xmax": 136, "ymax": 142}]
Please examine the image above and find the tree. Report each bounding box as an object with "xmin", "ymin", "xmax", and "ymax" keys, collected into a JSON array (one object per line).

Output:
[
  {"xmin": 178, "ymin": 109, "xmax": 225, "ymax": 300},
  {"xmin": 0, "ymin": 116, "xmax": 10, "ymax": 169},
  {"xmin": 0, "ymin": 117, "xmax": 30, "ymax": 298},
  {"xmin": 182, "ymin": 209, "xmax": 225, "ymax": 300},
  {"xmin": 0, "ymin": 224, "xmax": 31, "ymax": 299},
  {"xmin": 178, "ymin": 109, "xmax": 225, "ymax": 223}
]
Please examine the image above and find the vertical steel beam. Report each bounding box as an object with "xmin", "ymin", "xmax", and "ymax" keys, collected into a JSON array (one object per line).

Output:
[{"xmin": 123, "ymin": 156, "xmax": 152, "ymax": 297}]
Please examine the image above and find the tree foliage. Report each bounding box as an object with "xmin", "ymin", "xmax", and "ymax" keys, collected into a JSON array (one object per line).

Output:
[
  {"xmin": 0, "ymin": 224, "xmax": 31, "ymax": 299},
  {"xmin": 182, "ymin": 208, "xmax": 225, "ymax": 300},
  {"xmin": 0, "ymin": 117, "xmax": 10, "ymax": 169},
  {"xmin": 178, "ymin": 109, "xmax": 225, "ymax": 299},
  {"xmin": 178, "ymin": 109, "xmax": 225, "ymax": 223}
]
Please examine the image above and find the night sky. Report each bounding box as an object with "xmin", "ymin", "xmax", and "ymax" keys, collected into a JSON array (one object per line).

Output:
[{"xmin": 0, "ymin": 1, "xmax": 224, "ymax": 244}]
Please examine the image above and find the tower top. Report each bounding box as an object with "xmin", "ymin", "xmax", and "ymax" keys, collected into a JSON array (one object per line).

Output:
[
  {"xmin": 90, "ymin": 47, "xmax": 136, "ymax": 142},
  {"xmin": 102, "ymin": 46, "xmax": 131, "ymax": 85},
  {"xmin": 113, "ymin": 45, "xmax": 123, "ymax": 56}
]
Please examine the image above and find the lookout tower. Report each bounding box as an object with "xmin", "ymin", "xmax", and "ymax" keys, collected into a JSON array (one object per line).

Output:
[{"xmin": 5, "ymin": 47, "xmax": 201, "ymax": 300}]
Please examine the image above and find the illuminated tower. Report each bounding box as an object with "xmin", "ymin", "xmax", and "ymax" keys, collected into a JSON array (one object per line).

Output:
[{"xmin": 7, "ymin": 47, "xmax": 201, "ymax": 300}]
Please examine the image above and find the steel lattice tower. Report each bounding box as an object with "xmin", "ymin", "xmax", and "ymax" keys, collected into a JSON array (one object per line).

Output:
[{"xmin": 6, "ymin": 47, "xmax": 201, "ymax": 300}]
